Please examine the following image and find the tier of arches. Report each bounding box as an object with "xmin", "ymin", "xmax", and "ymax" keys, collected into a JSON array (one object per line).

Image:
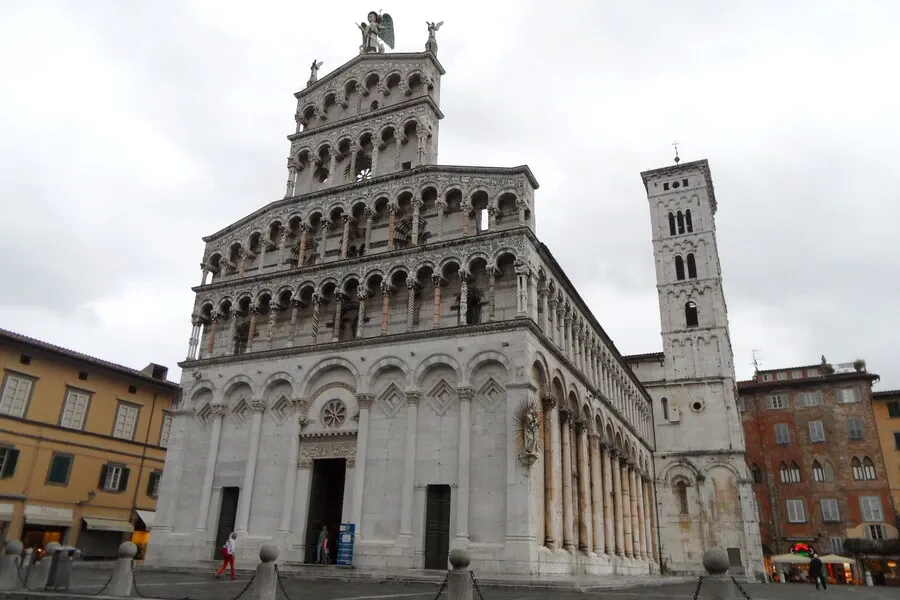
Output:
[
  {"xmin": 667, "ymin": 210, "xmax": 693, "ymax": 236},
  {"xmin": 747, "ymin": 456, "xmax": 878, "ymax": 485}
]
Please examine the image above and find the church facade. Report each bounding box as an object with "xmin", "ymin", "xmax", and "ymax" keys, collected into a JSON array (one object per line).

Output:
[{"xmin": 147, "ymin": 20, "xmax": 762, "ymax": 580}]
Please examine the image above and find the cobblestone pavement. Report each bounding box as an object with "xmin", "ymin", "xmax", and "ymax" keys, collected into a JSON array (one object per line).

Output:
[{"xmin": 54, "ymin": 567, "xmax": 900, "ymax": 600}]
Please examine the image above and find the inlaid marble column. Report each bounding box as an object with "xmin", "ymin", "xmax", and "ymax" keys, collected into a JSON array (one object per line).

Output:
[
  {"xmin": 328, "ymin": 150, "xmax": 337, "ymax": 181},
  {"xmin": 611, "ymin": 449, "xmax": 624, "ymax": 557},
  {"xmin": 642, "ymin": 476, "xmax": 653, "ymax": 561},
  {"xmin": 331, "ymin": 293, "xmax": 344, "ymax": 341},
  {"xmin": 399, "ymin": 391, "xmax": 420, "ymax": 538},
  {"xmin": 371, "ymin": 142, "xmax": 381, "ymax": 175},
  {"xmin": 516, "ymin": 198, "xmax": 527, "ymax": 225},
  {"xmin": 406, "ymin": 280, "xmax": 417, "ymax": 331},
  {"xmin": 435, "ymin": 200, "xmax": 447, "ymax": 240},
  {"xmin": 355, "ymin": 291, "xmax": 368, "ymax": 339},
  {"xmin": 487, "ymin": 205, "xmax": 499, "ymax": 229},
  {"xmin": 200, "ymin": 263, "xmax": 210, "ymax": 285},
  {"xmin": 590, "ymin": 432, "xmax": 605, "ymax": 555},
  {"xmin": 621, "ymin": 459, "xmax": 633, "ymax": 559},
  {"xmin": 297, "ymin": 224, "xmax": 309, "ymax": 266},
  {"xmin": 226, "ymin": 309, "xmax": 238, "ymax": 355},
  {"xmin": 351, "ymin": 394, "xmax": 373, "ymax": 531},
  {"xmin": 559, "ymin": 408, "xmax": 575, "ymax": 552},
  {"xmin": 380, "ymin": 282, "xmax": 392, "ymax": 335},
  {"xmin": 278, "ymin": 399, "xmax": 305, "ymax": 533},
  {"xmin": 363, "ymin": 208, "xmax": 374, "ymax": 253},
  {"xmin": 347, "ymin": 145, "xmax": 358, "ymax": 183},
  {"xmin": 205, "ymin": 316, "xmax": 218, "ymax": 357},
  {"xmin": 458, "ymin": 270, "xmax": 469, "ymax": 324},
  {"xmin": 601, "ymin": 443, "xmax": 615, "ymax": 555},
  {"xmin": 266, "ymin": 304, "xmax": 278, "ymax": 349},
  {"xmin": 238, "ymin": 248, "xmax": 247, "ymax": 277},
  {"xmin": 317, "ymin": 220, "xmax": 330, "ymax": 263},
  {"xmin": 387, "ymin": 204, "xmax": 398, "ymax": 250},
  {"xmin": 235, "ymin": 399, "xmax": 266, "ymax": 534},
  {"xmin": 629, "ymin": 466, "xmax": 641, "ymax": 560},
  {"xmin": 431, "ymin": 275, "xmax": 442, "ymax": 328},
  {"xmin": 340, "ymin": 214, "xmax": 354, "ymax": 258},
  {"xmin": 416, "ymin": 124, "xmax": 427, "ymax": 165},
  {"xmin": 541, "ymin": 395, "xmax": 558, "ymax": 550},
  {"xmin": 514, "ymin": 260, "xmax": 529, "ymax": 317},
  {"xmin": 187, "ymin": 316, "xmax": 201, "ymax": 360},
  {"xmin": 487, "ymin": 267, "xmax": 497, "ymax": 320},
  {"xmin": 456, "ymin": 387, "xmax": 473, "ymax": 543},
  {"xmin": 636, "ymin": 472, "xmax": 648, "ymax": 560},
  {"xmin": 547, "ymin": 300, "xmax": 558, "ymax": 345},
  {"xmin": 461, "ymin": 202, "xmax": 472, "ymax": 237},
  {"xmin": 287, "ymin": 300, "xmax": 300, "ymax": 347},
  {"xmin": 649, "ymin": 482, "xmax": 659, "ymax": 562},
  {"xmin": 285, "ymin": 165, "xmax": 297, "ymax": 198},
  {"xmin": 410, "ymin": 198, "xmax": 423, "ymax": 245},
  {"xmin": 575, "ymin": 420, "xmax": 592, "ymax": 552},
  {"xmin": 563, "ymin": 315, "xmax": 572, "ymax": 358},
  {"xmin": 310, "ymin": 294, "xmax": 321, "ymax": 343},
  {"xmin": 196, "ymin": 403, "xmax": 226, "ymax": 531}
]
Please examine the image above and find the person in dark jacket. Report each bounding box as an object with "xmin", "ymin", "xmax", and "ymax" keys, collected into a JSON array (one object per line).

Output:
[{"xmin": 809, "ymin": 553, "xmax": 827, "ymax": 591}]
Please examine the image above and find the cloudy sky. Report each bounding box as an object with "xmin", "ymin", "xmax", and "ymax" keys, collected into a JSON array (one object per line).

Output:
[{"xmin": 1, "ymin": 1, "xmax": 897, "ymax": 390}]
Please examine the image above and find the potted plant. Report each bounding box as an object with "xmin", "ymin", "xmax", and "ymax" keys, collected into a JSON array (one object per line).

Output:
[{"xmin": 853, "ymin": 359, "xmax": 866, "ymax": 372}]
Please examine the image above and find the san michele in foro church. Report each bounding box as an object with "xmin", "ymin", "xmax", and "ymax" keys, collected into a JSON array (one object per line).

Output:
[{"xmin": 147, "ymin": 12, "xmax": 765, "ymax": 581}]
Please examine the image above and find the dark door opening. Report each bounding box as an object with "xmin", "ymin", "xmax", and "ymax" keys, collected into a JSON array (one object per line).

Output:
[
  {"xmin": 214, "ymin": 487, "xmax": 240, "ymax": 560},
  {"xmin": 424, "ymin": 484, "xmax": 451, "ymax": 570},
  {"xmin": 304, "ymin": 458, "xmax": 347, "ymax": 564}
]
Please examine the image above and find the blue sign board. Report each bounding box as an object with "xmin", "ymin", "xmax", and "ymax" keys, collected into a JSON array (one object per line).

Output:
[{"xmin": 336, "ymin": 522, "xmax": 356, "ymax": 566}]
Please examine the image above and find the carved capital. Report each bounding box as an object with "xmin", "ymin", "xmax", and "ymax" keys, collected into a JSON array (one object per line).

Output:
[
  {"xmin": 209, "ymin": 403, "xmax": 227, "ymax": 417},
  {"xmin": 411, "ymin": 198, "xmax": 424, "ymax": 210},
  {"xmin": 435, "ymin": 199, "xmax": 448, "ymax": 214},
  {"xmin": 355, "ymin": 393, "xmax": 374, "ymax": 409},
  {"xmin": 457, "ymin": 387, "xmax": 475, "ymax": 403},
  {"xmin": 250, "ymin": 399, "xmax": 267, "ymax": 413},
  {"xmin": 342, "ymin": 214, "xmax": 355, "ymax": 224},
  {"xmin": 381, "ymin": 281, "xmax": 393, "ymax": 295},
  {"xmin": 388, "ymin": 203, "xmax": 399, "ymax": 215},
  {"xmin": 559, "ymin": 407, "xmax": 572, "ymax": 423},
  {"xmin": 458, "ymin": 268, "xmax": 469, "ymax": 282},
  {"xmin": 589, "ymin": 431, "xmax": 601, "ymax": 441},
  {"xmin": 405, "ymin": 391, "xmax": 422, "ymax": 406},
  {"xmin": 574, "ymin": 419, "xmax": 587, "ymax": 434},
  {"xmin": 432, "ymin": 274, "xmax": 444, "ymax": 286},
  {"xmin": 407, "ymin": 279, "xmax": 418, "ymax": 291},
  {"xmin": 541, "ymin": 395, "xmax": 557, "ymax": 411},
  {"xmin": 357, "ymin": 290, "xmax": 369, "ymax": 301},
  {"xmin": 291, "ymin": 398, "xmax": 307, "ymax": 413},
  {"xmin": 364, "ymin": 207, "xmax": 375, "ymax": 218}
]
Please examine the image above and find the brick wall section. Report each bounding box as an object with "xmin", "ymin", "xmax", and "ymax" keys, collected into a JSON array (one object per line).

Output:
[{"xmin": 739, "ymin": 368, "xmax": 894, "ymax": 554}]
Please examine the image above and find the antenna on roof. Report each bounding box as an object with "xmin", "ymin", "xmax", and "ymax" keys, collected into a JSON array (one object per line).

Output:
[
  {"xmin": 751, "ymin": 349, "xmax": 762, "ymax": 373},
  {"xmin": 673, "ymin": 141, "xmax": 681, "ymax": 164}
]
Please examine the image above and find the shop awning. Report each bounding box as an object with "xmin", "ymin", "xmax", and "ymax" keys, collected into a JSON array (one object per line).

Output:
[
  {"xmin": 0, "ymin": 503, "xmax": 14, "ymax": 520},
  {"xmin": 135, "ymin": 510, "xmax": 155, "ymax": 529},
  {"xmin": 24, "ymin": 505, "xmax": 73, "ymax": 527},
  {"xmin": 819, "ymin": 554, "xmax": 857, "ymax": 564},
  {"xmin": 83, "ymin": 518, "xmax": 134, "ymax": 533},
  {"xmin": 771, "ymin": 553, "xmax": 811, "ymax": 564}
]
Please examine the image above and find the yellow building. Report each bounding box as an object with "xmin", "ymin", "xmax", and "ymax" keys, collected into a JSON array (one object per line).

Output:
[
  {"xmin": 0, "ymin": 328, "xmax": 180, "ymax": 559},
  {"xmin": 873, "ymin": 389, "xmax": 900, "ymax": 523}
]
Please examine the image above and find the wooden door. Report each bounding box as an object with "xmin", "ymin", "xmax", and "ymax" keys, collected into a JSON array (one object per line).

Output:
[
  {"xmin": 214, "ymin": 487, "xmax": 239, "ymax": 559},
  {"xmin": 424, "ymin": 485, "xmax": 451, "ymax": 570}
]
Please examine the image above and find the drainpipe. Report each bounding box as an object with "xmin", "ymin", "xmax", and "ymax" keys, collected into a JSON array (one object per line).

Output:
[{"xmin": 130, "ymin": 392, "xmax": 159, "ymax": 533}]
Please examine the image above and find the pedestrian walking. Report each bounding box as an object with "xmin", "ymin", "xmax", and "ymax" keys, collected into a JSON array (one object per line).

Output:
[
  {"xmin": 215, "ymin": 532, "xmax": 237, "ymax": 580},
  {"xmin": 809, "ymin": 552, "xmax": 827, "ymax": 591},
  {"xmin": 317, "ymin": 526, "xmax": 330, "ymax": 564}
]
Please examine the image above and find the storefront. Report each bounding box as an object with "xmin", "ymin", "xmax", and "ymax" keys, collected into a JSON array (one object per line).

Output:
[
  {"xmin": 21, "ymin": 505, "xmax": 72, "ymax": 557},
  {"xmin": 77, "ymin": 517, "xmax": 133, "ymax": 560},
  {"xmin": 0, "ymin": 503, "xmax": 14, "ymax": 543},
  {"xmin": 132, "ymin": 510, "xmax": 156, "ymax": 560}
]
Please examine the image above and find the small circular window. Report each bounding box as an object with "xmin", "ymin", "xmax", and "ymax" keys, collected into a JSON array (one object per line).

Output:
[
  {"xmin": 321, "ymin": 399, "xmax": 347, "ymax": 428},
  {"xmin": 691, "ymin": 400, "xmax": 705, "ymax": 413},
  {"xmin": 672, "ymin": 181, "xmax": 681, "ymax": 189}
]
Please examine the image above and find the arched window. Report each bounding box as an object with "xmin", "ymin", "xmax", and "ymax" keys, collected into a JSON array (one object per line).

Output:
[
  {"xmin": 674, "ymin": 481, "xmax": 689, "ymax": 515},
  {"xmin": 823, "ymin": 460, "xmax": 835, "ymax": 482},
  {"xmin": 661, "ymin": 397, "xmax": 669, "ymax": 421},
  {"xmin": 812, "ymin": 460, "xmax": 825, "ymax": 482},
  {"xmin": 686, "ymin": 253, "xmax": 697, "ymax": 279},
  {"xmin": 780, "ymin": 462, "xmax": 801, "ymax": 483},
  {"xmin": 685, "ymin": 209, "xmax": 694, "ymax": 233},
  {"xmin": 852, "ymin": 457, "xmax": 864, "ymax": 480},
  {"xmin": 779, "ymin": 462, "xmax": 789, "ymax": 483},
  {"xmin": 750, "ymin": 464, "xmax": 762, "ymax": 484},
  {"xmin": 668, "ymin": 212, "xmax": 676, "ymax": 236},
  {"xmin": 233, "ymin": 323, "xmax": 250, "ymax": 355},
  {"xmin": 676, "ymin": 211, "xmax": 685, "ymax": 234},
  {"xmin": 685, "ymin": 301, "xmax": 699, "ymax": 327},
  {"xmin": 790, "ymin": 461, "xmax": 802, "ymax": 482},
  {"xmin": 675, "ymin": 256, "xmax": 685, "ymax": 280},
  {"xmin": 863, "ymin": 457, "xmax": 877, "ymax": 480}
]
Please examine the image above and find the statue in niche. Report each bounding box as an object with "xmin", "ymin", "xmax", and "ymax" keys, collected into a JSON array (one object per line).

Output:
[
  {"xmin": 307, "ymin": 60, "xmax": 323, "ymax": 87},
  {"xmin": 513, "ymin": 399, "xmax": 543, "ymax": 469},
  {"xmin": 425, "ymin": 21, "xmax": 443, "ymax": 54},
  {"xmin": 358, "ymin": 11, "xmax": 395, "ymax": 54}
]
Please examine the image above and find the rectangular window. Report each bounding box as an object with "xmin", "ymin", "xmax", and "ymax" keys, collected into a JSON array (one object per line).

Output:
[
  {"xmin": 775, "ymin": 423, "xmax": 791, "ymax": 445},
  {"xmin": 159, "ymin": 414, "xmax": 173, "ymax": 448},
  {"xmin": 100, "ymin": 464, "xmax": 130, "ymax": 492},
  {"xmin": 894, "ymin": 432, "xmax": 900, "ymax": 450},
  {"xmin": 821, "ymin": 498, "xmax": 840, "ymax": 522},
  {"xmin": 761, "ymin": 373, "xmax": 773, "ymax": 382},
  {"xmin": 799, "ymin": 391, "xmax": 824, "ymax": 407},
  {"xmin": 736, "ymin": 397, "xmax": 745, "ymax": 413},
  {"xmin": 889, "ymin": 402, "xmax": 900, "ymax": 418},
  {"xmin": 766, "ymin": 394, "xmax": 787, "ymax": 410},
  {"xmin": 831, "ymin": 537, "xmax": 844, "ymax": 553},
  {"xmin": 60, "ymin": 388, "xmax": 91, "ymax": 430},
  {"xmin": 46, "ymin": 454, "xmax": 73, "ymax": 485},
  {"xmin": 113, "ymin": 402, "xmax": 139, "ymax": 440},
  {"xmin": 848, "ymin": 418, "xmax": 864, "ymax": 440},
  {"xmin": 0, "ymin": 373, "xmax": 34, "ymax": 418},
  {"xmin": 860, "ymin": 496, "xmax": 884, "ymax": 522},
  {"xmin": 791, "ymin": 370, "xmax": 803, "ymax": 379},
  {"xmin": 0, "ymin": 446, "xmax": 20, "ymax": 478},
  {"xmin": 147, "ymin": 471, "xmax": 162, "ymax": 498},
  {"xmin": 809, "ymin": 420, "xmax": 825, "ymax": 443},
  {"xmin": 837, "ymin": 387, "xmax": 861, "ymax": 404},
  {"xmin": 786, "ymin": 499, "xmax": 806, "ymax": 523},
  {"xmin": 807, "ymin": 368, "xmax": 819, "ymax": 377},
  {"xmin": 776, "ymin": 372, "xmax": 787, "ymax": 381},
  {"xmin": 867, "ymin": 525, "xmax": 888, "ymax": 540}
]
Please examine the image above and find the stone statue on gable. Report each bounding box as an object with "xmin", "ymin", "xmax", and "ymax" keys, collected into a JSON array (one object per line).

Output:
[
  {"xmin": 358, "ymin": 11, "xmax": 395, "ymax": 54},
  {"xmin": 307, "ymin": 60, "xmax": 323, "ymax": 87},
  {"xmin": 426, "ymin": 21, "xmax": 443, "ymax": 54}
]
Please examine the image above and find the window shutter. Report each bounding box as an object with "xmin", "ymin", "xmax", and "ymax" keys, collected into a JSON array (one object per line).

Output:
[
  {"xmin": 2, "ymin": 449, "xmax": 19, "ymax": 478},
  {"xmin": 99, "ymin": 464, "xmax": 109, "ymax": 489},
  {"xmin": 118, "ymin": 467, "xmax": 130, "ymax": 492},
  {"xmin": 146, "ymin": 472, "xmax": 158, "ymax": 496}
]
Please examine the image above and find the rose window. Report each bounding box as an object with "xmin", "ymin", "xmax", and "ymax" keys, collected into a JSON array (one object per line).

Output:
[
  {"xmin": 322, "ymin": 400, "xmax": 347, "ymax": 428},
  {"xmin": 356, "ymin": 168, "xmax": 372, "ymax": 181}
]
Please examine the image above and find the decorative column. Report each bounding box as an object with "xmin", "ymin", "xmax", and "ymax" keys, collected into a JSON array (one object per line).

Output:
[
  {"xmin": 285, "ymin": 165, "xmax": 297, "ymax": 198},
  {"xmin": 542, "ymin": 395, "xmax": 558, "ymax": 550},
  {"xmin": 331, "ymin": 293, "xmax": 344, "ymax": 341},
  {"xmin": 363, "ymin": 208, "xmax": 374, "ymax": 253},
  {"xmin": 458, "ymin": 270, "xmax": 469, "ymax": 325},
  {"xmin": 563, "ymin": 314, "xmax": 572, "ymax": 358},
  {"xmin": 399, "ymin": 391, "xmax": 420, "ymax": 538},
  {"xmin": 514, "ymin": 260, "xmax": 529, "ymax": 317},
  {"xmin": 629, "ymin": 466, "xmax": 642, "ymax": 560},
  {"xmin": 200, "ymin": 263, "xmax": 210, "ymax": 285},
  {"xmin": 555, "ymin": 306, "xmax": 565, "ymax": 349},
  {"xmin": 601, "ymin": 443, "xmax": 615, "ymax": 555},
  {"xmin": 226, "ymin": 308, "xmax": 238, "ymax": 355},
  {"xmin": 621, "ymin": 459, "xmax": 633, "ymax": 559},
  {"xmin": 487, "ymin": 267, "xmax": 497, "ymax": 320},
  {"xmin": 487, "ymin": 205, "xmax": 499, "ymax": 230},
  {"xmin": 235, "ymin": 399, "xmax": 266, "ymax": 534},
  {"xmin": 245, "ymin": 306, "xmax": 259, "ymax": 353},
  {"xmin": 317, "ymin": 219, "xmax": 330, "ymax": 263},
  {"xmin": 278, "ymin": 399, "xmax": 305, "ymax": 533},
  {"xmin": 348, "ymin": 145, "xmax": 358, "ymax": 182},
  {"xmin": 287, "ymin": 300, "xmax": 300, "ymax": 347},
  {"xmin": 636, "ymin": 472, "xmax": 647, "ymax": 560},
  {"xmin": 380, "ymin": 282, "xmax": 392, "ymax": 335},
  {"xmin": 516, "ymin": 198, "xmax": 527, "ymax": 225},
  {"xmin": 461, "ymin": 202, "xmax": 472, "ymax": 237},
  {"xmin": 205, "ymin": 315, "xmax": 218, "ymax": 357},
  {"xmin": 415, "ymin": 123, "xmax": 428, "ymax": 165},
  {"xmin": 387, "ymin": 204, "xmax": 398, "ymax": 250},
  {"xmin": 195, "ymin": 403, "xmax": 226, "ymax": 531},
  {"xmin": 297, "ymin": 224, "xmax": 309, "ymax": 266},
  {"xmin": 238, "ymin": 248, "xmax": 247, "ymax": 277},
  {"xmin": 266, "ymin": 303, "xmax": 278, "ymax": 349},
  {"xmin": 432, "ymin": 275, "xmax": 443, "ymax": 329},
  {"xmin": 410, "ymin": 198, "xmax": 423, "ymax": 245},
  {"xmin": 340, "ymin": 214, "xmax": 354, "ymax": 258},
  {"xmin": 590, "ymin": 432, "xmax": 605, "ymax": 555},
  {"xmin": 328, "ymin": 150, "xmax": 337, "ymax": 181},
  {"xmin": 538, "ymin": 287, "xmax": 549, "ymax": 333},
  {"xmin": 309, "ymin": 294, "xmax": 321, "ymax": 343},
  {"xmin": 356, "ymin": 291, "xmax": 368, "ymax": 339},
  {"xmin": 456, "ymin": 387, "xmax": 473, "ymax": 543},
  {"xmin": 435, "ymin": 199, "xmax": 447, "ymax": 240},
  {"xmin": 406, "ymin": 280, "xmax": 417, "ymax": 331},
  {"xmin": 611, "ymin": 449, "xmax": 624, "ymax": 558},
  {"xmin": 351, "ymin": 394, "xmax": 373, "ymax": 531},
  {"xmin": 576, "ymin": 420, "xmax": 592, "ymax": 552},
  {"xmin": 559, "ymin": 408, "xmax": 575, "ymax": 552},
  {"xmin": 186, "ymin": 315, "xmax": 201, "ymax": 360},
  {"xmin": 547, "ymin": 299, "xmax": 557, "ymax": 345},
  {"xmin": 371, "ymin": 142, "xmax": 381, "ymax": 175},
  {"xmin": 649, "ymin": 481, "xmax": 659, "ymax": 562}
]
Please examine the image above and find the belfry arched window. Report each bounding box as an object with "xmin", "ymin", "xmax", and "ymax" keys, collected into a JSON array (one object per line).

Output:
[
  {"xmin": 674, "ymin": 481, "xmax": 689, "ymax": 515},
  {"xmin": 675, "ymin": 256, "xmax": 685, "ymax": 281},
  {"xmin": 668, "ymin": 213, "xmax": 676, "ymax": 236},
  {"xmin": 661, "ymin": 397, "xmax": 669, "ymax": 421},
  {"xmin": 685, "ymin": 209, "xmax": 694, "ymax": 233},
  {"xmin": 686, "ymin": 253, "xmax": 697, "ymax": 279},
  {"xmin": 677, "ymin": 211, "xmax": 685, "ymax": 234},
  {"xmin": 685, "ymin": 301, "xmax": 699, "ymax": 327}
]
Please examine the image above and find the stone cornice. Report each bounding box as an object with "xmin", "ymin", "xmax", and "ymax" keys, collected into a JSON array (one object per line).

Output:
[
  {"xmin": 287, "ymin": 96, "xmax": 444, "ymax": 143},
  {"xmin": 300, "ymin": 430, "xmax": 357, "ymax": 439},
  {"xmin": 296, "ymin": 51, "xmax": 446, "ymax": 99},
  {"xmin": 639, "ymin": 158, "xmax": 717, "ymax": 215},
  {"xmin": 201, "ymin": 164, "xmax": 539, "ymax": 242}
]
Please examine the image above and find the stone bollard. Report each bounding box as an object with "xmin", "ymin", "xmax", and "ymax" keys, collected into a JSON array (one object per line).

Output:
[
  {"xmin": 701, "ymin": 548, "xmax": 734, "ymax": 600},
  {"xmin": 0, "ymin": 541, "xmax": 23, "ymax": 591},
  {"xmin": 108, "ymin": 542, "xmax": 137, "ymax": 597},
  {"xmin": 447, "ymin": 549, "xmax": 473, "ymax": 600},
  {"xmin": 251, "ymin": 545, "xmax": 279, "ymax": 600},
  {"xmin": 27, "ymin": 542, "xmax": 60, "ymax": 590}
]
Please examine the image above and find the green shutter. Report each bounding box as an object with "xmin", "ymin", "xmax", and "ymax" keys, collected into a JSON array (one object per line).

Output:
[
  {"xmin": 50, "ymin": 456, "xmax": 71, "ymax": 484},
  {"xmin": 2, "ymin": 449, "xmax": 19, "ymax": 478},
  {"xmin": 146, "ymin": 472, "xmax": 157, "ymax": 496},
  {"xmin": 99, "ymin": 464, "xmax": 109, "ymax": 489},
  {"xmin": 118, "ymin": 467, "xmax": 130, "ymax": 492}
]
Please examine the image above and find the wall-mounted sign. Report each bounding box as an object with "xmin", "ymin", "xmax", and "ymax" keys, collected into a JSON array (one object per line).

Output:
[{"xmin": 790, "ymin": 542, "xmax": 815, "ymax": 557}]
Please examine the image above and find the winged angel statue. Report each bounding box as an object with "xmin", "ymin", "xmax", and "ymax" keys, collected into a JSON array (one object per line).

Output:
[{"xmin": 358, "ymin": 11, "xmax": 395, "ymax": 54}]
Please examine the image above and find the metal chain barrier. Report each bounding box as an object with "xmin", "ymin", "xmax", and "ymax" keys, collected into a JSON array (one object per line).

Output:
[
  {"xmin": 470, "ymin": 570, "xmax": 486, "ymax": 600},
  {"xmin": 14, "ymin": 559, "xmax": 40, "ymax": 592},
  {"xmin": 432, "ymin": 572, "xmax": 450, "ymax": 599},
  {"xmin": 227, "ymin": 568, "xmax": 257, "ymax": 600},
  {"xmin": 82, "ymin": 570, "xmax": 115, "ymax": 596},
  {"xmin": 731, "ymin": 576, "xmax": 753, "ymax": 599},
  {"xmin": 274, "ymin": 564, "xmax": 296, "ymax": 600},
  {"xmin": 692, "ymin": 575, "xmax": 704, "ymax": 600},
  {"xmin": 131, "ymin": 567, "xmax": 192, "ymax": 600}
]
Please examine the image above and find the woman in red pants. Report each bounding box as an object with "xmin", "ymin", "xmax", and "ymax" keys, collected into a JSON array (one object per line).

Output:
[{"xmin": 215, "ymin": 532, "xmax": 237, "ymax": 580}]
